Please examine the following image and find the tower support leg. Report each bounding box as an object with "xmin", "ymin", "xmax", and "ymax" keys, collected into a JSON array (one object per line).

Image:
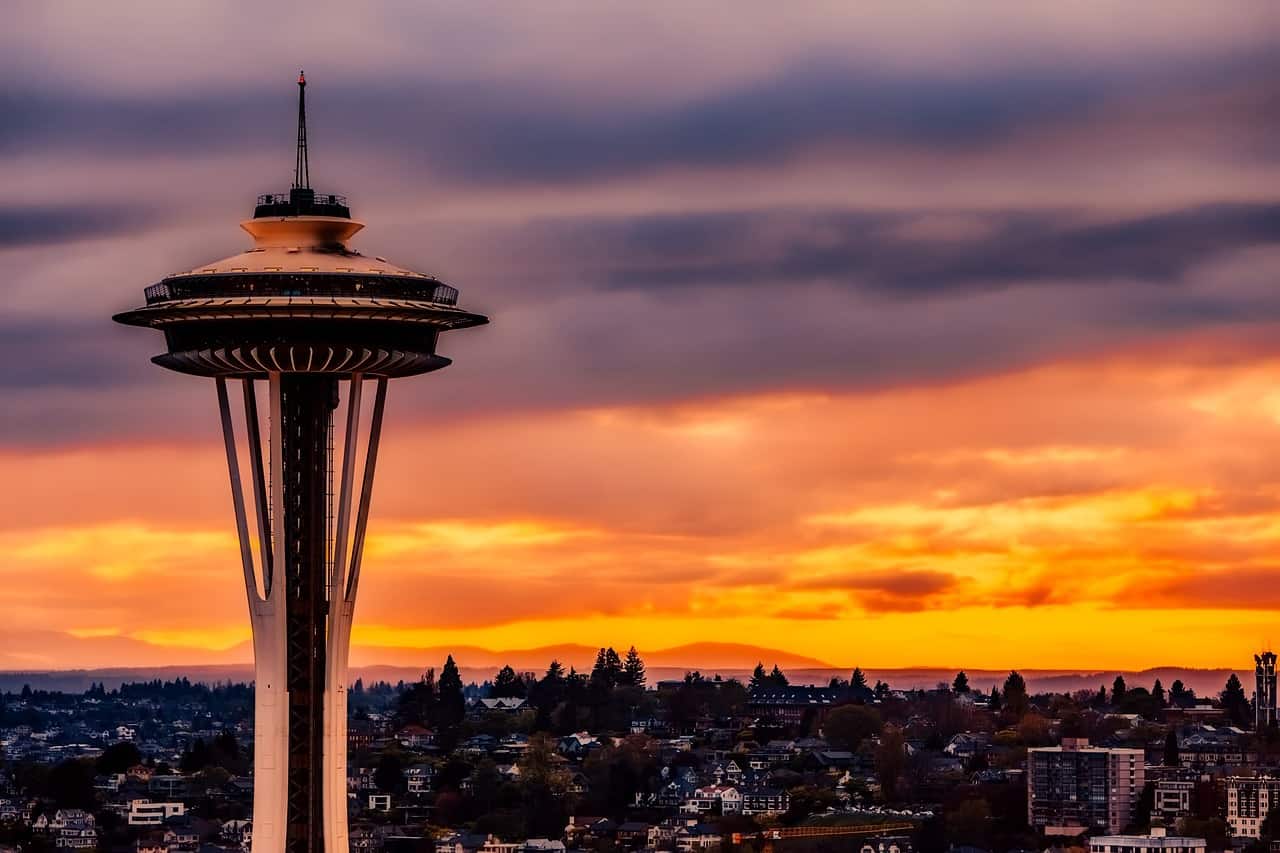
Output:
[{"xmin": 220, "ymin": 373, "xmax": 384, "ymax": 853}]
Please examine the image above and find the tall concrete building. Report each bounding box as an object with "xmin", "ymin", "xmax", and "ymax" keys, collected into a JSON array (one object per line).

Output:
[
  {"xmin": 1226, "ymin": 777, "xmax": 1280, "ymax": 839},
  {"xmin": 1255, "ymin": 650, "xmax": 1277, "ymax": 731},
  {"xmin": 1027, "ymin": 738, "xmax": 1145, "ymax": 836},
  {"xmin": 113, "ymin": 75, "xmax": 488, "ymax": 853}
]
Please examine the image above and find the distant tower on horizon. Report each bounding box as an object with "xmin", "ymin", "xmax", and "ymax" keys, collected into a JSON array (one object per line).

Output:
[
  {"xmin": 1257, "ymin": 650, "xmax": 1277, "ymax": 731},
  {"xmin": 114, "ymin": 73, "xmax": 487, "ymax": 853}
]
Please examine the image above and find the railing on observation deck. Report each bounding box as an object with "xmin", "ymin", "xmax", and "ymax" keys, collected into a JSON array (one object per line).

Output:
[
  {"xmin": 253, "ymin": 190, "xmax": 350, "ymax": 219},
  {"xmin": 142, "ymin": 273, "xmax": 460, "ymax": 307},
  {"xmin": 256, "ymin": 192, "xmax": 348, "ymax": 208}
]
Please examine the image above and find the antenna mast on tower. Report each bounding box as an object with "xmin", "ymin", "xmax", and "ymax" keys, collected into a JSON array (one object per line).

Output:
[{"xmin": 294, "ymin": 70, "xmax": 310, "ymax": 189}]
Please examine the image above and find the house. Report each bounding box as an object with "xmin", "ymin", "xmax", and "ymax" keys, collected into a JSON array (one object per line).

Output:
[
  {"xmin": 128, "ymin": 799, "xmax": 187, "ymax": 826},
  {"xmin": 348, "ymin": 719, "xmax": 377, "ymax": 753},
  {"xmin": 616, "ymin": 821, "xmax": 651, "ymax": 848},
  {"xmin": 564, "ymin": 817, "xmax": 615, "ymax": 846},
  {"xmin": 945, "ymin": 733, "xmax": 994, "ymax": 761},
  {"xmin": 348, "ymin": 824, "xmax": 377, "ymax": 853},
  {"xmin": 521, "ymin": 842, "xmax": 565, "ymax": 852},
  {"xmin": 748, "ymin": 687, "xmax": 840, "ymax": 726},
  {"xmin": 55, "ymin": 827, "xmax": 98, "ymax": 850},
  {"xmin": 405, "ymin": 764, "xmax": 435, "ymax": 794},
  {"xmin": 163, "ymin": 822, "xmax": 200, "ymax": 851},
  {"xmin": 471, "ymin": 697, "xmax": 528, "ymax": 713},
  {"xmin": 742, "ymin": 787, "xmax": 790, "ymax": 815},
  {"xmin": 557, "ymin": 733, "xmax": 599, "ymax": 759},
  {"xmin": 395, "ymin": 725, "xmax": 435, "ymax": 750},
  {"xmin": 461, "ymin": 735, "xmax": 498, "ymax": 756},
  {"xmin": 674, "ymin": 823, "xmax": 722, "ymax": 852},
  {"xmin": 434, "ymin": 834, "xmax": 520, "ymax": 853},
  {"xmin": 220, "ymin": 820, "xmax": 252, "ymax": 850},
  {"xmin": 688, "ymin": 784, "xmax": 741, "ymax": 814}
]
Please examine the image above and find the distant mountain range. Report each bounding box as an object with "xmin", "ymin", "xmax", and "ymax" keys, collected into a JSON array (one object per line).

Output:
[{"xmin": 0, "ymin": 634, "xmax": 1249, "ymax": 697}]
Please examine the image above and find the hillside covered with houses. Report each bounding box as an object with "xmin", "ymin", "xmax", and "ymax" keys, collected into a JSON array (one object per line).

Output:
[{"xmin": 0, "ymin": 649, "xmax": 1274, "ymax": 853}]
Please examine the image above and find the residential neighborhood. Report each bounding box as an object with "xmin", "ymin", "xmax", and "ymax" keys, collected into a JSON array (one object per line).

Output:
[{"xmin": 0, "ymin": 650, "xmax": 1276, "ymax": 853}]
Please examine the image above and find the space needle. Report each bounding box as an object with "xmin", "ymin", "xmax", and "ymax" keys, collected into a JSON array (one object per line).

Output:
[{"xmin": 114, "ymin": 74, "xmax": 488, "ymax": 853}]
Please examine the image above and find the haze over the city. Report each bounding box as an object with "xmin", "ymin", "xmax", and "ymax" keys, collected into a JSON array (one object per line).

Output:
[{"xmin": 4, "ymin": 2, "xmax": 1280, "ymax": 673}]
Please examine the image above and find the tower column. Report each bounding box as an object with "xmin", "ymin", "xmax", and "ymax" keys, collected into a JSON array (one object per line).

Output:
[{"xmin": 277, "ymin": 375, "xmax": 337, "ymax": 853}]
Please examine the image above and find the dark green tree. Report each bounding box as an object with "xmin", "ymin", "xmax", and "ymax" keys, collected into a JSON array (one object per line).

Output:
[
  {"xmin": 1002, "ymin": 671, "xmax": 1028, "ymax": 718},
  {"xmin": 621, "ymin": 646, "xmax": 646, "ymax": 687},
  {"xmin": 1170, "ymin": 679, "xmax": 1195, "ymax": 708},
  {"xmin": 953, "ymin": 671, "xmax": 970, "ymax": 694},
  {"xmin": 1221, "ymin": 673, "xmax": 1250, "ymax": 726},
  {"xmin": 493, "ymin": 665, "xmax": 525, "ymax": 698},
  {"xmin": 876, "ymin": 725, "xmax": 907, "ymax": 802},
  {"xmin": 1112, "ymin": 675, "xmax": 1127, "ymax": 705},
  {"xmin": 180, "ymin": 738, "xmax": 211, "ymax": 773},
  {"xmin": 46, "ymin": 760, "xmax": 96, "ymax": 809},
  {"xmin": 438, "ymin": 655, "xmax": 466, "ymax": 729},
  {"xmin": 823, "ymin": 704, "xmax": 882, "ymax": 751},
  {"xmin": 769, "ymin": 664, "xmax": 789, "ymax": 687},
  {"xmin": 749, "ymin": 663, "xmax": 768, "ymax": 690},
  {"xmin": 1153, "ymin": 678, "xmax": 1166, "ymax": 706},
  {"xmin": 851, "ymin": 667, "xmax": 868, "ymax": 690},
  {"xmin": 96, "ymin": 742, "xmax": 142, "ymax": 774},
  {"xmin": 590, "ymin": 647, "xmax": 623, "ymax": 689}
]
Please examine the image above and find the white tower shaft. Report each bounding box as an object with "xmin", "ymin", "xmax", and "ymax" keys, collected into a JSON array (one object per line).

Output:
[{"xmin": 216, "ymin": 373, "xmax": 387, "ymax": 853}]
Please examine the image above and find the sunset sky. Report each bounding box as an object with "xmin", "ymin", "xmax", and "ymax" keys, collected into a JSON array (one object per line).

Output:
[{"xmin": 4, "ymin": 2, "xmax": 1280, "ymax": 672}]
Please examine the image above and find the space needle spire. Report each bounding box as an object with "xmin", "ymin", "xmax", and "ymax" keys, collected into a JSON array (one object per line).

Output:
[
  {"xmin": 113, "ymin": 76, "xmax": 488, "ymax": 853},
  {"xmin": 294, "ymin": 70, "xmax": 309, "ymax": 190}
]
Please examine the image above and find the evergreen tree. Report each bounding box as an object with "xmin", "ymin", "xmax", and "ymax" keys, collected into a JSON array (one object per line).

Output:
[
  {"xmin": 621, "ymin": 646, "xmax": 646, "ymax": 687},
  {"xmin": 1112, "ymin": 675, "xmax": 1127, "ymax": 705},
  {"xmin": 1152, "ymin": 678, "xmax": 1166, "ymax": 706},
  {"xmin": 1002, "ymin": 671, "xmax": 1028, "ymax": 717},
  {"xmin": 493, "ymin": 665, "xmax": 525, "ymax": 698},
  {"xmin": 769, "ymin": 664, "xmax": 789, "ymax": 687},
  {"xmin": 1169, "ymin": 679, "xmax": 1195, "ymax": 708},
  {"xmin": 874, "ymin": 680, "xmax": 891, "ymax": 700},
  {"xmin": 851, "ymin": 667, "xmax": 868, "ymax": 690},
  {"xmin": 588, "ymin": 647, "xmax": 619, "ymax": 689},
  {"xmin": 1222, "ymin": 673, "xmax": 1250, "ymax": 725},
  {"xmin": 530, "ymin": 660, "xmax": 567, "ymax": 728},
  {"xmin": 749, "ymin": 663, "xmax": 768, "ymax": 691},
  {"xmin": 953, "ymin": 671, "xmax": 970, "ymax": 694},
  {"xmin": 989, "ymin": 686, "xmax": 1001, "ymax": 711},
  {"xmin": 352, "ymin": 678, "xmax": 364, "ymax": 696},
  {"xmin": 438, "ymin": 655, "xmax": 466, "ymax": 729}
]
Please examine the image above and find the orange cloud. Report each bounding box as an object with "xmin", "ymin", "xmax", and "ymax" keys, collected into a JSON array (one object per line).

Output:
[{"xmin": 8, "ymin": 337, "xmax": 1280, "ymax": 670}]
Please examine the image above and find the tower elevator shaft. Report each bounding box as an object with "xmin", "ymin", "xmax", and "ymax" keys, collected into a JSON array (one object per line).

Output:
[{"xmin": 279, "ymin": 376, "xmax": 337, "ymax": 853}]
